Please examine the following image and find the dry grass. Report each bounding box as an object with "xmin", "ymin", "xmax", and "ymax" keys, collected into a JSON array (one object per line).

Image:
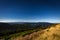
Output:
[
  {"xmin": 36, "ymin": 24, "xmax": 60, "ymax": 40},
  {"xmin": 8, "ymin": 24, "xmax": 60, "ymax": 40}
]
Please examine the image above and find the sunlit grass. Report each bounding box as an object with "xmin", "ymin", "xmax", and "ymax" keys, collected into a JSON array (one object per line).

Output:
[
  {"xmin": 1, "ymin": 24, "xmax": 59, "ymax": 40},
  {"xmin": 8, "ymin": 24, "xmax": 60, "ymax": 40}
]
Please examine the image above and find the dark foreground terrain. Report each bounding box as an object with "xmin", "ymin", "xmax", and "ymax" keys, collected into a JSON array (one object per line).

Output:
[{"xmin": 0, "ymin": 22, "xmax": 57, "ymax": 40}]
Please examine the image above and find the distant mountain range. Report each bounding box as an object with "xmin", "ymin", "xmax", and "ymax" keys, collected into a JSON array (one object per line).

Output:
[{"xmin": 0, "ymin": 22, "xmax": 52, "ymax": 24}]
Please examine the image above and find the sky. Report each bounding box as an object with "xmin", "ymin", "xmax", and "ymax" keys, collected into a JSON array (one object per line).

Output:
[{"xmin": 0, "ymin": 0, "xmax": 60, "ymax": 23}]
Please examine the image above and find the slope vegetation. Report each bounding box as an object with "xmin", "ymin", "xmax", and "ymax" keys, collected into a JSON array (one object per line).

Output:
[{"xmin": 9, "ymin": 24, "xmax": 60, "ymax": 40}]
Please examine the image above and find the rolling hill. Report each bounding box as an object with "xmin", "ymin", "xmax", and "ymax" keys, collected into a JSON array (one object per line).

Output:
[
  {"xmin": 9, "ymin": 24, "xmax": 60, "ymax": 40},
  {"xmin": 0, "ymin": 22, "xmax": 58, "ymax": 40}
]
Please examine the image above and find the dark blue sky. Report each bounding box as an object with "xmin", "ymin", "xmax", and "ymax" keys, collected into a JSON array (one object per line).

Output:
[{"xmin": 0, "ymin": 0, "xmax": 60, "ymax": 22}]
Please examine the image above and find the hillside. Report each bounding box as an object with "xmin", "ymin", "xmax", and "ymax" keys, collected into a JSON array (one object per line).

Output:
[
  {"xmin": 0, "ymin": 22, "xmax": 53, "ymax": 40},
  {"xmin": 9, "ymin": 24, "xmax": 60, "ymax": 40}
]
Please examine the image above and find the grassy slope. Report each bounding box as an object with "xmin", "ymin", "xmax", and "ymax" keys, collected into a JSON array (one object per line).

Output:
[
  {"xmin": 35, "ymin": 24, "xmax": 60, "ymax": 40},
  {"xmin": 0, "ymin": 28, "xmax": 41, "ymax": 40},
  {"xmin": 8, "ymin": 24, "xmax": 60, "ymax": 40}
]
